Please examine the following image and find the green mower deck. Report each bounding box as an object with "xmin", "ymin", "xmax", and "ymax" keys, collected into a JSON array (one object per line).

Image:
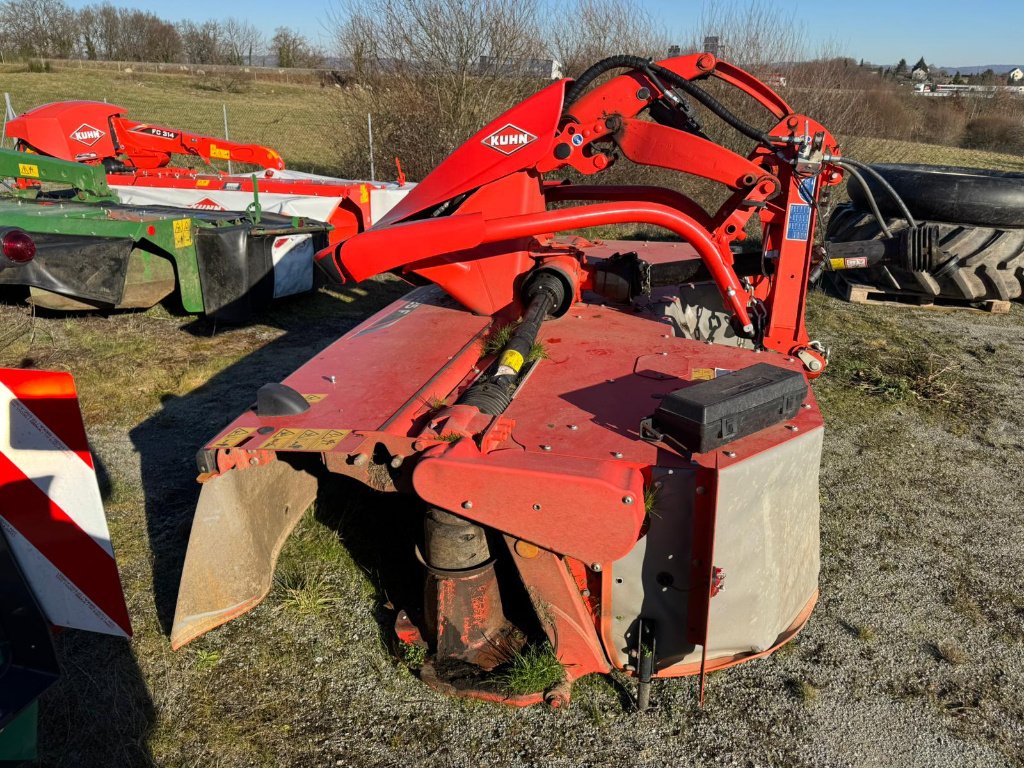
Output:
[{"xmin": 0, "ymin": 150, "xmax": 330, "ymax": 318}]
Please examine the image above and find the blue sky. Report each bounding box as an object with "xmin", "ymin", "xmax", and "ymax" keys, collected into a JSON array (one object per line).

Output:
[{"xmin": 64, "ymin": 0, "xmax": 1023, "ymax": 67}]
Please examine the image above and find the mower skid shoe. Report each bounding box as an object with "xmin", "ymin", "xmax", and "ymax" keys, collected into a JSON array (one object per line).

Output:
[{"xmin": 170, "ymin": 460, "xmax": 318, "ymax": 649}]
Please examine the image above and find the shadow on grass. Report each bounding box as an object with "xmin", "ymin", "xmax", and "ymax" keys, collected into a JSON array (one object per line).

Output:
[
  {"xmin": 37, "ymin": 633, "xmax": 154, "ymax": 768},
  {"xmin": 127, "ymin": 280, "xmax": 410, "ymax": 635}
]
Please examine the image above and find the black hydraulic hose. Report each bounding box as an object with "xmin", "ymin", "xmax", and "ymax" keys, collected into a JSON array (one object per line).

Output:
[
  {"xmin": 836, "ymin": 157, "xmax": 918, "ymax": 229},
  {"xmin": 563, "ymin": 55, "xmax": 650, "ymax": 106},
  {"xmin": 647, "ymin": 62, "xmax": 772, "ymax": 145},
  {"xmin": 562, "ymin": 55, "xmax": 773, "ymax": 146},
  {"xmin": 839, "ymin": 162, "xmax": 893, "ymax": 239}
]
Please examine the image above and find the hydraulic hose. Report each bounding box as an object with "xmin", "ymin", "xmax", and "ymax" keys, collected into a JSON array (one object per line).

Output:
[
  {"xmin": 647, "ymin": 62, "xmax": 772, "ymax": 145},
  {"xmin": 838, "ymin": 157, "xmax": 918, "ymax": 229},
  {"xmin": 563, "ymin": 55, "xmax": 773, "ymax": 146},
  {"xmin": 837, "ymin": 162, "xmax": 893, "ymax": 239}
]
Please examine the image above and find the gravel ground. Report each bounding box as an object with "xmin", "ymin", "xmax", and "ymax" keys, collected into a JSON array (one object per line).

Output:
[{"xmin": 1, "ymin": 287, "xmax": 1021, "ymax": 768}]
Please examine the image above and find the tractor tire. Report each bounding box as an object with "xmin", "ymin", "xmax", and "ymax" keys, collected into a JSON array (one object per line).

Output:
[
  {"xmin": 826, "ymin": 204, "xmax": 1024, "ymax": 302},
  {"xmin": 848, "ymin": 163, "xmax": 1024, "ymax": 228}
]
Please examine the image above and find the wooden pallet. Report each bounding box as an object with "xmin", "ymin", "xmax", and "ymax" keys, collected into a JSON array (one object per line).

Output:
[{"xmin": 835, "ymin": 277, "xmax": 1012, "ymax": 314}]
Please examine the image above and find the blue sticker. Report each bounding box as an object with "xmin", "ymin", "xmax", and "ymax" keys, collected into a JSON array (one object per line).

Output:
[
  {"xmin": 571, "ymin": 134, "xmax": 584, "ymax": 146},
  {"xmin": 799, "ymin": 176, "xmax": 816, "ymax": 202},
  {"xmin": 786, "ymin": 204, "xmax": 812, "ymax": 241}
]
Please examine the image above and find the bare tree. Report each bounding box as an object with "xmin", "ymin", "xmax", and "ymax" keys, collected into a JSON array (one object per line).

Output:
[
  {"xmin": 179, "ymin": 20, "xmax": 223, "ymax": 65},
  {"xmin": 272, "ymin": 27, "xmax": 322, "ymax": 68},
  {"xmin": 222, "ymin": 18, "xmax": 264, "ymax": 66},
  {"xmin": 116, "ymin": 10, "xmax": 181, "ymax": 62},
  {"xmin": 328, "ymin": 0, "xmax": 545, "ymax": 175},
  {"xmin": 690, "ymin": 0, "xmax": 805, "ymax": 73},
  {"xmin": 93, "ymin": 3, "xmax": 122, "ymax": 60},
  {"xmin": 550, "ymin": 0, "xmax": 669, "ymax": 78},
  {"xmin": 0, "ymin": 0, "xmax": 79, "ymax": 58},
  {"xmin": 77, "ymin": 6, "xmax": 100, "ymax": 59}
]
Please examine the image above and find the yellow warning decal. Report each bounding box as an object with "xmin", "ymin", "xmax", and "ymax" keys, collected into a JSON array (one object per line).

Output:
[
  {"xmin": 260, "ymin": 428, "xmax": 351, "ymax": 451},
  {"xmin": 18, "ymin": 163, "xmax": 39, "ymax": 178},
  {"xmin": 691, "ymin": 368, "xmax": 716, "ymax": 381},
  {"xmin": 359, "ymin": 184, "xmax": 369, "ymax": 204},
  {"xmin": 829, "ymin": 257, "xmax": 845, "ymax": 271},
  {"xmin": 196, "ymin": 179, "xmax": 211, "ymax": 187},
  {"xmin": 209, "ymin": 144, "xmax": 231, "ymax": 160},
  {"xmin": 173, "ymin": 219, "xmax": 193, "ymax": 248},
  {"xmin": 499, "ymin": 349, "xmax": 525, "ymax": 373},
  {"xmin": 302, "ymin": 394, "xmax": 327, "ymax": 404},
  {"xmin": 209, "ymin": 427, "xmax": 257, "ymax": 449}
]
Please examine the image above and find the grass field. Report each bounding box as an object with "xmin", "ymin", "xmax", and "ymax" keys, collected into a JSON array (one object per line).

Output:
[{"xmin": 2, "ymin": 65, "xmax": 1024, "ymax": 767}]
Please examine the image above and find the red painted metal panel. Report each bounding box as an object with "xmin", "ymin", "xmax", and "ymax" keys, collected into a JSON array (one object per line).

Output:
[
  {"xmin": 204, "ymin": 286, "xmax": 491, "ymax": 447},
  {"xmin": 413, "ymin": 438, "xmax": 645, "ymax": 564}
]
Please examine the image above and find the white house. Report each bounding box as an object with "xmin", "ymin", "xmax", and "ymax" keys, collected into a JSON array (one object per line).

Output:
[{"xmin": 1009, "ymin": 67, "xmax": 1024, "ymax": 82}]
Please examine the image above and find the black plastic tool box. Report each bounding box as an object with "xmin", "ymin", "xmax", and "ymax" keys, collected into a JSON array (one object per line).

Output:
[{"xmin": 642, "ymin": 362, "xmax": 808, "ymax": 454}]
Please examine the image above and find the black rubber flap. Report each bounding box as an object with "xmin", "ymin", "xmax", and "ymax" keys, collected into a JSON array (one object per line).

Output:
[
  {"xmin": 0, "ymin": 233, "xmax": 133, "ymax": 305},
  {"xmin": 650, "ymin": 362, "xmax": 807, "ymax": 453},
  {"xmin": 0, "ymin": 527, "xmax": 59, "ymax": 731},
  {"xmin": 194, "ymin": 225, "xmax": 273, "ymax": 321}
]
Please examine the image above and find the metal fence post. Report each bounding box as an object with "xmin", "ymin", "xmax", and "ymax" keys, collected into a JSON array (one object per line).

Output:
[
  {"xmin": 1, "ymin": 93, "xmax": 16, "ymax": 148},
  {"xmin": 223, "ymin": 104, "xmax": 233, "ymax": 175},
  {"xmin": 368, "ymin": 113, "xmax": 375, "ymax": 181}
]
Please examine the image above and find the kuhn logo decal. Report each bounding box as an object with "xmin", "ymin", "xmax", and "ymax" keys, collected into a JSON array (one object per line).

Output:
[
  {"xmin": 481, "ymin": 123, "xmax": 537, "ymax": 155},
  {"xmin": 70, "ymin": 123, "xmax": 105, "ymax": 146},
  {"xmin": 189, "ymin": 197, "xmax": 226, "ymax": 211}
]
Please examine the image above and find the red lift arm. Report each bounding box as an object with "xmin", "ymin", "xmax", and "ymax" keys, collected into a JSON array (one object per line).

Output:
[{"xmin": 316, "ymin": 53, "xmax": 842, "ymax": 372}]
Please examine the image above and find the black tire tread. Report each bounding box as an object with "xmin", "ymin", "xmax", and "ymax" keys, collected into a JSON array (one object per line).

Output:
[{"xmin": 826, "ymin": 204, "xmax": 1024, "ymax": 301}]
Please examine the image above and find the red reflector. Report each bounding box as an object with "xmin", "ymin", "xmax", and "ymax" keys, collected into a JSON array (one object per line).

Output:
[
  {"xmin": 2, "ymin": 230, "xmax": 36, "ymax": 263},
  {"xmin": 147, "ymin": 225, "xmax": 156, "ymax": 236}
]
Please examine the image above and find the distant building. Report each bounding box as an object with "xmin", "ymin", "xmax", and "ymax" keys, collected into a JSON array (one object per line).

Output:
[
  {"xmin": 911, "ymin": 66, "xmax": 928, "ymax": 81},
  {"xmin": 1009, "ymin": 67, "xmax": 1024, "ymax": 82}
]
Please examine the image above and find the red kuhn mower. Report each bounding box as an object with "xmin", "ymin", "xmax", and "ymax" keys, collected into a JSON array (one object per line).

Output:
[
  {"xmin": 169, "ymin": 53, "xmax": 912, "ymax": 707},
  {"xmin": 6, "ymin": 101, "xmax": 410, "ymax": 243}
]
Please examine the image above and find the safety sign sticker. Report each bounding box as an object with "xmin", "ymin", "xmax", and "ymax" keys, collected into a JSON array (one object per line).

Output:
[
  {"xmin": 785, "ymin": 204, "xmax": 811, "ymax": 241},
  {"xmin": 209, "ymin": 427, "xmax": 257, "ymax": 449},
  {"xmin": 260, "ymin": 428, "xmax": 351, "ymax": 451},
  {"xmin": 173, "ymin": 218, "xmax": 193, "ymax": 248}
]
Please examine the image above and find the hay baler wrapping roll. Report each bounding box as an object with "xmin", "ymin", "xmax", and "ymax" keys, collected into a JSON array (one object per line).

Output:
[{"xmin": 172, "ymin": 53, "xmax": 850, "ymax": 707}]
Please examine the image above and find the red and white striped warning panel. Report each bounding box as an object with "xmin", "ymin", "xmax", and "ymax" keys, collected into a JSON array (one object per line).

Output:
[{"xmin": 0, "ymin": 368, "xmax": 131, "ymax": 637}]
